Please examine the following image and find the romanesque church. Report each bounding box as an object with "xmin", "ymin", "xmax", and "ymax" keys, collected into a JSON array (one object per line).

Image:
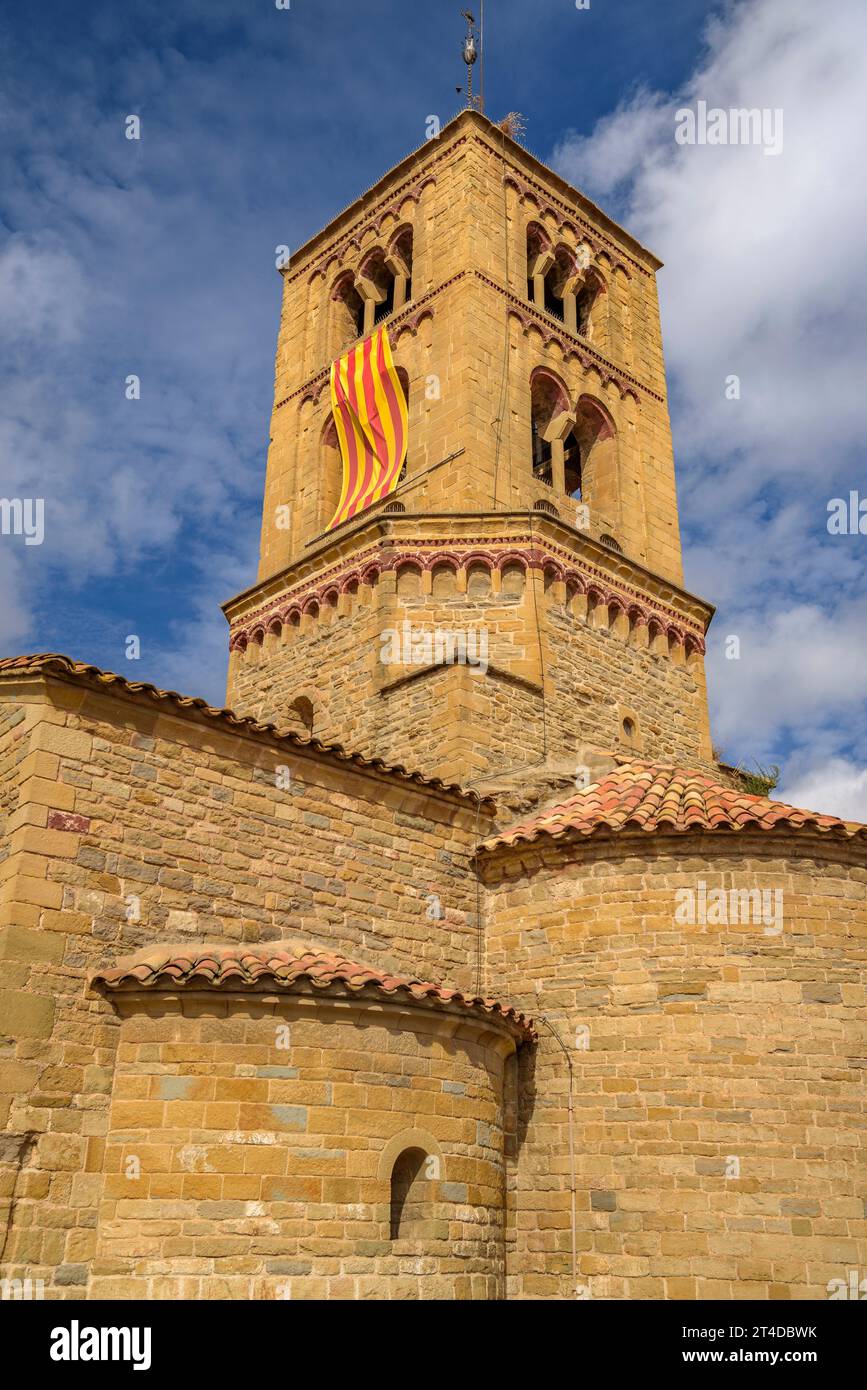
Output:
[{"xmin": 1, "ymin": 109, "xmax": 864, "ymax": 1300}]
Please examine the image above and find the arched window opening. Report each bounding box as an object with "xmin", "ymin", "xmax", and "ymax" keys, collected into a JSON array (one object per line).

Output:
[
  {"xmin": 390, "ymin": 1147, "xmax": 428, "ymax": 1241},
  {"xmin": 564, "ymin": 433, "xmax": 582, "ymax": 499},
  {"xmin": 575, "ymin": 269, "xmax": 605, "ymax": 340},
  {"xmin": 320, "ymin": 414, "xmax": 342, "ymax": 530},
  {"xmin": 542, "ymin": 246, "xmax": 574, "ymax": 323},
  {"xmin": 359, "ymin": 250, "xmax": 396, "ymax": 328},
  {"xmin": 287, "ymin": 696, "xmax": 314, "ymax": 737},
  {"xmin": 332, "ymin": 273, "xmax": 365, "ymax": 350},
  {"xmin": 531, "ymin": 416, "xmax": 552, "ymax": 484},
  {"xmin": 390, "ymin": 227, "xmax": 414, "ymax": 307},
  {"xmin": 530, "ymin": 369, "xmax": 570, "ymax": 488},
  {"xmin": 543, "ymin": 266, "xmax": 563, "ymax": 320},
  {"xmin": 526, "ymin": 222, "xmax": 551, "ymax": 305},
  {"xmin": 572, "ymin": 396, "xmax": 617, "ymax": 510}
]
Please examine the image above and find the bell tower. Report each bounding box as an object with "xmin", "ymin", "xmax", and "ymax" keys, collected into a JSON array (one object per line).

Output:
[{"xmin": 222, "ymin": 109, "xmax": 715, "ymax": 788}]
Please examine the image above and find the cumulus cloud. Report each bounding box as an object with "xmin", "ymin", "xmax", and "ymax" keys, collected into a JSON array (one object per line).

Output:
[
  {"xmin": 779, "ymin": 758, "xmax": 867, "ymax": 823},
  {"xmin": 0, "ymin": 0, "xmax": 465, "ymax": 705},
  {"xmin": 552, "ymin": 0, "xmax": 867, "ymax": 820},
  {"xmin": 554, "ymin": 0, "xmax": 867, "ymax": 480}
]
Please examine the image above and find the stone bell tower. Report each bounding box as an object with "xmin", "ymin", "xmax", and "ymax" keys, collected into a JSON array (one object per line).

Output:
[{"xmin": 222, "ymin": 109, "xmax": 715, "ymax": 789}]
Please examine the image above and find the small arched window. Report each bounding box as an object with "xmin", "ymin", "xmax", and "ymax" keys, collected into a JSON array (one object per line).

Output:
[
  {"xmin": 390, "ymin": 1147, "xmax": 428, "ymax": 1241},
  {"xmin": 389, "ymin": 226, "xmax": 414, "ymax": 307},
  {"xmin": 320, "ymin": 414, "xmax": 342, "ymax": 529},
  {"xmin": 287, "ymin": 696, "xmax": 314, "ymax": 736},
  {"xmin": 530, "ymin": 368, "xmax": 570, "ymax": 488},
  {"xmin": 358, "ymin": 250, "xmax": 396, "ymax": 329},
  {"xmin": 331, "ymin": 272, "xmax": 365, "ymax": 351},
  {"xmin": 526, "ymin": 222, "xmax": 551, "ymax": 304}
]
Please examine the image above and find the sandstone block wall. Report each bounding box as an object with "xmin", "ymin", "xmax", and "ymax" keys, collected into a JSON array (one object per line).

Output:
[
  {"xmin": 481, "ymin": 835, "xmax": 867, "ymax": 1300},
  {"xmin": 0, "ymin": 671, "xmax": 492, "ymax": 1299},
  {"xmin": 229, "ymin": 555, "xmax": 712, "ymax": 784},
  {"xmin": 89, "ymin": 991, "xmax": 513, "ymax": 1300},
  {"xmin": 255, "ymin": 110, "xmax": 683, "ymax": 586}
]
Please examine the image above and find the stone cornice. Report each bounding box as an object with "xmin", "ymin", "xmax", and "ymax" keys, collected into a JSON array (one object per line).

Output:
[
  {"xmin": 226, "ymin": 535, "xmax": 708, "ymax": 654},
  {"xmin": 225, "ymin": 511, "xmax": 712, "ymax": 628}
]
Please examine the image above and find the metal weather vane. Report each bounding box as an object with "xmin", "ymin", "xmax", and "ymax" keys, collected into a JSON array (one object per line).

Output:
[{"xmin": 458, "ymin": 8, "xmax": 483, "ymax": 112}]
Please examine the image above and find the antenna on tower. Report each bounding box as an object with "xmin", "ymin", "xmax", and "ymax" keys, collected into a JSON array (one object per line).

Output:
[{"xmin": 457, "ymin": 8, "xmax": 483, "ymax": 112}]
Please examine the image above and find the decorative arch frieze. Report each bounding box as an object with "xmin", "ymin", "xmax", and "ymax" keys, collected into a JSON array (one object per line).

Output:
[
  {"xmin": 230, "ymin": 539, "xmax": 707, "ymax": 662},
  {"xmin": 509, "ymin": 306, "xmax": 642, "ymax": 403}
]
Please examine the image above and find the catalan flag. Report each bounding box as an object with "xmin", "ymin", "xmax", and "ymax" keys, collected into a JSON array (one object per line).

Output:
[{"xmin": 327, "ymin": 325, "xmax": 408, "ymax": 531}]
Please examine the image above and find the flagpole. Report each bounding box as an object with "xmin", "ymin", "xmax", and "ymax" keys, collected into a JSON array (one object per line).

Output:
[{"xmin": 480, "ymin": 0, "xmax": 485, "ymax": 114}]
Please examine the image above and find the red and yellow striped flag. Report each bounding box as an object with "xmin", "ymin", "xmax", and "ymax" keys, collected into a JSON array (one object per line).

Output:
[{"xmin": 327, "ymin": 326, "xmax": 408, "ymax": 531}]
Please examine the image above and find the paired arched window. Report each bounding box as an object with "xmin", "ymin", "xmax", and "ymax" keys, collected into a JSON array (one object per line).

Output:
[
  {"xmin": 524, "ymin": 223, "xmax": 606, "ymax": 341},
  {"xmin": 331, "ymin": 231, "xmax": 415, "ymax": 352},
  {"xmin": 529, "ymin": 370, "xmax": 617, "ymax": 509}
]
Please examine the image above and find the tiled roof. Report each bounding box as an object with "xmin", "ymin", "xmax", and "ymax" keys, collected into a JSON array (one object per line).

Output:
[
  {"xmin": 480, "ymin": 761, "xmax": 867, "ymax": 851},
  {"xmin": 90, "ymin": 942, "xmax": 536, "ymax": 1040},
  {"xmin": 0, "ymin": 654, "xmax": 482, "ymax": 804}
]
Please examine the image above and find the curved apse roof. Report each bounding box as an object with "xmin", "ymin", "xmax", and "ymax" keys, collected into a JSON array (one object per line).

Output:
[
  {"xmin": 480, "ymin": 761, "xmax": 867, "ymax": 852},
  {"xmin": 90, "ymin": 942, "xmax": 536, "ymax": 1041}
]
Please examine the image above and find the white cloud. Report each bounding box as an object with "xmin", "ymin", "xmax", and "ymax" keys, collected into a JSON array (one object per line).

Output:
[
  {"xmin": 552, "ymin": 0, "xmax": 867, "ymax": 811},
  {"xmin": 0, "ymin": 236, "xmax": 87, "ymax": 347},
  {"xmin": 553, "ymin": 0, "xmax": 867, "ymax": 483},
  {"xmin": 0, "ymin": 549, "xmax": 30, "ymax": 649},
  {"xmin": 778, "ymin": 757, "xmax": 867, "ymax": 823},
  {"xmin": 706, "ymin": 600, "xmax": 867, "ymax": 748}
]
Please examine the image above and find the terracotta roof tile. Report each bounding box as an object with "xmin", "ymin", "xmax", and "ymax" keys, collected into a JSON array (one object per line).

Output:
[
  {"xmin": 480, "ymin": 761, "xmax": 867, "ymax": 852},
  {"xmin": 90, "ymin": 942, "xmax": 535, "ymax": 1040},
  {"xmin": 0, "ymin": 654, "xmax": 483, "ymax": 805}
]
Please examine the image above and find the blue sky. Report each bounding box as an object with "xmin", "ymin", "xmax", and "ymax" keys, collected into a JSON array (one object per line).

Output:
[{"xmin": 1, "ymin": 0, "xmax": 865, "ymax": 816}]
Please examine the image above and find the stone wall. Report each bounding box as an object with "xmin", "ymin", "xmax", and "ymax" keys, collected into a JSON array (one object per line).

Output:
[
  {"xmin": 89, "ymin": 989, "xmax": 515, "ymax": 1300},
  {"xmin": 0, "ymin": 670, "xmax": 493, "ymax": 1299},
  {"xmin": 481, "ymin": 833, "xmax": 867, "ymax": 1300},
  {"xmin": 258, "ymin": 111, "xmax": 676, "ymax": 580},
  {"xmin": 0, "ymin": 700, "xmax": 25, "ymax": 878},
  {"xmin": 229, "ymin": 556, "xmax": 712, "ymax": 784}
]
